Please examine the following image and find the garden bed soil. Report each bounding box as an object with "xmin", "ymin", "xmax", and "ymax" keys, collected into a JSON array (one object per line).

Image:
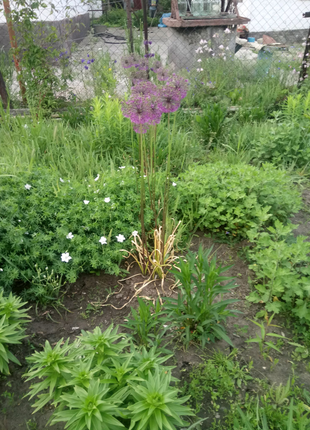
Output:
[{"xmin": 1, "ymin": 225, "xmax": 310, "ymax": 429}]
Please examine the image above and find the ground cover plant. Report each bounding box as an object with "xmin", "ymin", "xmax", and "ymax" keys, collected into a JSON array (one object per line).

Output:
[{"xmin": 1, "ymin": 29, "xmax": 310, "ymax": 430}]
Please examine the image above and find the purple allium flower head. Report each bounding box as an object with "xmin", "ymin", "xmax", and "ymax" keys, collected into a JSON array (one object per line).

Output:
[
  {"xmin": 149, "ymin": 100, "xmax": 162, "ymax": 124},
  {"xmin": 121, "ymin": 55, "xmax": 134, "ymax": 69},
  {"xmin": 137, "ymin": 58, "xmax": 149, "ymax": 71},
  {"xmin": 152, "ymin": 60, "xmax": 162, "ymax": 73},
  {"xmin": 166, "ymin": 75, "xmax": 189, "ymax": 100},
  {"xmin": 122, "ymin": 96, "xmax": 152, "ymax": 125},
  {"xmin": 157, "ymin": 67, "xmax": 170, "ymax": 81},
  {"xmin": 131, "ymin": 70, "xmax": 148, "ymax": 84},
  {"xmin": 133, "ymin": 123, "xmax": 150, "ymax": 134},
  {"xmin": 131, "ymin": 81, "xmax": 158, "ymax": 97},
  {"xmin": 158, "ymin": 86, "xmax": 181, "ymax": 113}
]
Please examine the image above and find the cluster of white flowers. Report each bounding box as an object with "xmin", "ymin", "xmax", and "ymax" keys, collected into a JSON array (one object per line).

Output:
[{"xmin": 61, "ymin": 231, "xmax": 139, "ymax": 262}]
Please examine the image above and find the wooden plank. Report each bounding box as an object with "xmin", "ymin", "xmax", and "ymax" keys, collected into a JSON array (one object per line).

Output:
[{"xmin": 162, "ymin": 16, "xmax": 250, "ymax": 27}]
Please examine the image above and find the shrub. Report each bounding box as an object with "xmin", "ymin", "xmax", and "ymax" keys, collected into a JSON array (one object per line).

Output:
[
  {"xmin": 165, "ymin": 246, "xmax": 239, "ymax": 349},
  {"xmin": 0, "ymin": 167, "xmax": 152, "ymax": 295},
  {"xmin": 251, "ymin": 92, "xmax": 310, "ymax": 168},
  {"xmin": 24, "ymin": 324, "xmax": 194, "ymax": 429},
  {"xmin": 176, "ymin": 162, "xmax": 301, "ymax": 238},
  {"xmin": 247, "ymin": 221, "xmax": 310, "ymax": 322},
  {"xmin": 0, "ymin": 290, "xmax": 30, "ymax": 374}
]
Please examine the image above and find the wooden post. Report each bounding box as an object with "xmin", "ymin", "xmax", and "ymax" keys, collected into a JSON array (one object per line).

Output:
[
  {"xmin": 0, "ymin": 70, "xmax": 9, "ymax": 108},
  {"xmin": 299, "ymin": 26, "xmax": 310, "ymax": 85},
  {"xmin": 2, "ymin": 0, "xmax": 26, "ymax": 100},
  {"xmin": 125, "ymin": 0, "xmax": 134, "ymax": 53},
  {"xmin": 141, "ymin": 0, "xmax": 149, "ymax": 55}
]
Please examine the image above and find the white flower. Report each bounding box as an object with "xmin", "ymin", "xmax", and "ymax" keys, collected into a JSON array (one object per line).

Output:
[
  {"xmin": 213, "ymin": 33, "xmax": 219, "ymax": 38},
  {"xmin": 104, "ymin": 197, "xmax": 111, "ymax": 203},
  {"xmin": 226, "ymin": 46, "xmax": 229, "ymax": 50},
  {"xmin": 25, "ymin": 184, "xmax": 31, "ymax": 190},
  {"xmin": 119, "ymin": 166, "xmax": 126, "ymax": 169},
  {"xmin": 95, "ymin": 174, "xmax": 100, "ymax": 181},
  {"xmin": 172, "ymin": 182, "xmax": 177, "ymax": 187},
  {"xmin": 66, "ymin": 232, "xmax": 74, "ymax": 239},
  {"xmin": 94, "ymin": 189, "xmax": 100, "ymax": 193},
  {"xmin": 116, "ymin": 234, "xmax": 125, "ymax": 243},
  {"xmin": 197, "ymin": 68, "xmax": 203, "ymax": 72},
  {"xmin": 302, "ymin": 42, "xmax": 306, "ymax": 46},
  {"xmin": 83, "ymin": 200, "xmax": 90, "ymax": 205},
  {"xmin": 219, "ymin": 45, "xmax": 224, "ymax": 50},
  {"xmin": 24, "ymin": 124, "xmax": 28, "ymax": 129},
  {"xmin": 197, "ymin": 58, "xmax": 202, "ymax": 62},
  {"xmin": 99, "ymin": 236, "xmax": 107, "ymax": 245},
  {"xmin": 224, "ymin": 28, "xmax": 231, "ymax": 34},
  {"xmin": 61, "ymin": 252, "xmax": 72, "ymax": 263},
  {"xmin": 60, "ymin": 178, "xmax": 64, "ymax": 183},
  {"xmin": 132, "ymin": 230, "xmax": 139, "ymax": 237},
  {"xmin": 0, "ymin": 268, "xmax": 3, "ymax": 272},
  {"xmin": 195, "ymin": 47, "xmax": 203, "ymax": 54},
  {"xmin": 199, "ymin": 39, "xmax": 207, "ymax": 45},
  {"xmin": 18, "ymin": 220, "xmax": 21, "ymax": 222}
]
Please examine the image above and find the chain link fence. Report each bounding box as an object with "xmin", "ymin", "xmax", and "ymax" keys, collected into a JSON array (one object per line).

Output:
[{"xmin": 1, "ymin": 0, "xmax": 310, "ymax": 105}]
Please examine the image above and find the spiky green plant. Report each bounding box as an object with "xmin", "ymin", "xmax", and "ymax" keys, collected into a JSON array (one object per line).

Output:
[
  {"xmin": 128, "ymin": 369, "xmax": 194, "ymax": 430},
  {"xmin": 0, "ymin": 289, "xmax": 30, "ymax": 375},
  {"xmin": 24, "ymin": 338, "xmax": 77, "ymax": 412},
  {"xmin": 51, "ymin": 379, "xmax": 127, "ymax": 430},
  {"xmin": 0, "ymin": 315, "xmax": 26, "ymax": 374},
  {"xmin": 79, "ymin": 325, "xmax": 129, "ymax": 365}
]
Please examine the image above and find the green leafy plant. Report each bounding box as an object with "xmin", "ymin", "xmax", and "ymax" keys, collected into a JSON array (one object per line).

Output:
[
  {"xmin": 181, "ymin": 350, "xmax": 253, "ymax": 413},
  {"xmin": 0, "ymin": 166, "xmax": 151, "ymax": 294},
  {"xmin": 128, "ymin": 369, "xmax": 194, "ymax": 430},
  {"xmin": 176, "ymin": 162, "xmax": 301, "ymax": 238},
  {"xmin": 165, "ymin": 245, "xmax": 239, "ymax": 349},
  {"xmin": 22, "ymin": 264, "xmax": 66, "ymax": 307},
  {"xmin": 195, "ymin": 103, "xmax": 227, "ymax": 145},
  {"xmin": 246, "ymin": 313, "xmax": 285, "ymax": 358},
  {"xmin": 0, "ymin": 290, "xmax": 30, "ymax": 374},
  {"xmin": 123, "ymin": 297, "xmax": 168, "ymax": 348},
  {"xmin": 24, "ymin": 324, "xmax": 193, "ymax": 430},
  {"xmin": 247, "ymin": 221, "xmax": 310, "ymax": 322}
]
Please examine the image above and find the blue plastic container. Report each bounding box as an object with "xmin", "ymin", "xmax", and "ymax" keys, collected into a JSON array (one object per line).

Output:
[
  {"xmin": 247, "ymin": 37, "xmax": 255, "ymax": 43},
  {"xmin": 158, "ymin": 13, "xmax": 171, "ymax": 28}
]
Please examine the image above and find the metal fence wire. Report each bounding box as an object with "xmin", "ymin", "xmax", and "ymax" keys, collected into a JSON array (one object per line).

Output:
[{"xmin": 1, "ymin": 0, "xmax": 310, "ymax": 103}]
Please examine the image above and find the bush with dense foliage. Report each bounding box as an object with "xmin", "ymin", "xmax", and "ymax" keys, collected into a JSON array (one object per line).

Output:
[
  {"xmin": 176, "ymin": 162, "xmax": 301, "ymax": 238},
  {"xmin": 247, "ymin": 221, "xmax": 310, "ymax": 322},
  {"xmin": 0, "ymin": 167, "xmax": 152, "ymax": 294}
]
